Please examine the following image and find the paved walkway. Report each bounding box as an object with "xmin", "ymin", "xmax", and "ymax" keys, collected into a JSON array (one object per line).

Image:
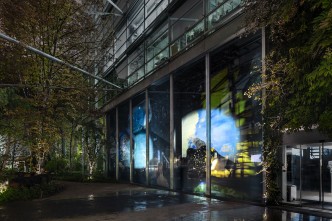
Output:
[{"xmin": 1, "ymin": 181, "xmax": 332, "ymax": 221}]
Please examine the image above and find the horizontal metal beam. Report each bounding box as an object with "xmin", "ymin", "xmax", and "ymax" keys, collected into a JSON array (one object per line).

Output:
[
  {"xmin": 0, "ymin": 32, "xmax": 122, "ymax": 90},
  {"xmin": 0, "ymin": 83, "xmax": 118, "ymax": 91}
]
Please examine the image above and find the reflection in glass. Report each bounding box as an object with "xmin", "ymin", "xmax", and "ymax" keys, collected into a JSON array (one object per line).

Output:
[
  {"xmin": 210, "ymin": 36, "xmax": 262, "ymax": 201},
  {"xmin": 145, "ymin": 0, "xmax": 169, "ymax": 28},
  {"xmin": 132, "ymin": 93, "xmax": 148, "ymax": 184},
  {"xmin": 107, "ymin": 109, "xmax": 117, "ymax": 178},
  {"xmin": 118, "ymin": 102, "xmax": 130, "ymax": 182},
  {"xmin": 207, "ymin": 0, "xmax": 242, "ymax": 30},
  {"xmin": 127, "ymin": 1, "xmax": 144, "ymax": 45},
  {"xmin": 324, "ymin": 143, "xmax": 332, "ymax": 206},
  {"xmin": 149, "ymin": 77, "xmax": 170, "ymax": 188},
  {"xmin": 286, "ymin": 146, "xmax": 300, "ymax": 203},
  {"xmin": 170, "ymin": 20, "xmax": 204, "ymax": 56},
  {"xmin": 302, "ymin": 144, "xmax": 321, "ymax": 203},
  {"xmin": 128, "ymin": 46, "xmax": 145, "ymax": 86},
  {"xmin": 173, "ymin": 59, "xmax": 205, "ymax": 193},
  {"xmin": 146, "ymin": 21, "xmax": 169, "ymax": 74}
]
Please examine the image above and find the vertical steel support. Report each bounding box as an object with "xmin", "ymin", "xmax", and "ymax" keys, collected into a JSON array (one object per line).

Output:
[
  {"xmin": 320, "ymin": 142, "xmax": 323, "ymax": 205},
  {"xmin": 130, "ymin": 100, "xmax": 133, "ymax": 183},
  {"xmin": 105, "ymin": 115, "xmax": 110, "ymax": 177},
  {"xmin": 261, "ymin": 27, "xmax": 267, "ymax": 203},
  {"xmin": 281, "ymin": 146, "xmax": 287, "ymax": 202},
  {"xmin": 145, "ymin": 89, "xmax": 150, "ymax": 185},
  {"xmin": 300, "ymin": 145, "xmax": 302, "ymax": 204},
  {"xmin": 170, "ymin": 74, "xmax": 175, "ymax": 190},
  {"xmin": 116, "ymin": 107, "xmax": 119, "ymax": 181},
  {"xmin": 205, "ymin": 53, "xmax": 211, "ymax": 196},
  {"xmin": 81, "ymin": 127, "xmax": 85, "ymax": 178}
]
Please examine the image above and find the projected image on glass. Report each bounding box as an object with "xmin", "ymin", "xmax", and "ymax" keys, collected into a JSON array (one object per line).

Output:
[
  {"xmin": 119, "ymin": 132, "xmax": 130, "ymax": 169},
  {"xmin": 148, "ymin": 79, "xmax": 171, "ymax": 188},
  {"xmin": 132, "ymin": 96, "xmax": 149, "ymax": 184},
  {"xmin": 182, "ymin": 109, "xmax": 239, "ymax": 179},
  {"xmin": 182, "ymin": 109, "xmax": 239, "ymax": 157},
  {"xmin": 133, "ymin": 132, "xmax": 153, "ymax": 168}
]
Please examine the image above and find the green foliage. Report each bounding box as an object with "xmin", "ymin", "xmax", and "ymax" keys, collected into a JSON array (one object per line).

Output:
[
  {"xmin": 0, "ymin": 0, "xmax": 102, "ymax": 173},
  {"xmin": 0, "ymin": 169, "xmax": 18, "ymax": 182},
  {"xmin": 0, "ymin": 182, "xmax": 62, "ymax": 203},
  {"xmin": 211, "ymin": 185, "xmax": 248, "ymax": 200},
  {"xmin": 244, "ymin": 0, "xmax": 332, "ymax": 204},
  {"xmin": 54, "ymin": 171, "xmax": 86, "ymax": 182},
  {"xmin": 44, "ymin": 158, "xmax": 68, "ymax": 173}
]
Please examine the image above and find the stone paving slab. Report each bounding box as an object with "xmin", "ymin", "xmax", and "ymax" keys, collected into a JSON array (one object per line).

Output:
[{"xmin": 1, "ymin": 181, "xmax": 332, "ymax": 221}]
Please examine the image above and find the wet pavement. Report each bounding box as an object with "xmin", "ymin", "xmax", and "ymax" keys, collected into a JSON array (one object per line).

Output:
[{"xmin": 1, "ymin": 181, "xmax": 332, "ymax": 221}]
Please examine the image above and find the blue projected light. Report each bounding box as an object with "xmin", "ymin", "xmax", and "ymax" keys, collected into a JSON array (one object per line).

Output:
[
  {"xmin": 119, "ymin": 132, "xmax": 130, "ymax": 167},
  {"xmin": 132, "ymin": 105, "xmax": 146, "ymax": 134},
  {"xmin": 134, "ymin": 133, "xmax": 153, "ymax": 168},
  {"xmin": 183, "ymin": 109, "xmax": 239, "ymax": 159}
]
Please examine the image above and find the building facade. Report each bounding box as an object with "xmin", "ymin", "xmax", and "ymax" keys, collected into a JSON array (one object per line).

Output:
[
  {"xmin": 90, "ymin": 0, "xmax": 332, "ymax": 205},
  {"xmin": 95, "ymin": 0, "xmax": 264, "ymax": 203}
]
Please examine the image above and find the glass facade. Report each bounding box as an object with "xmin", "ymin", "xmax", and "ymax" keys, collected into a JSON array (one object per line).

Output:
[
  {"xmin": 132, "ymin": 93, "xmax": 147, "ymax": 184},
  {"xmin": 101, "ymin": 0, "xmax": 266, "ymax": 203},
  {"xmin": 284, "ymin": 142, "xmax": 332, "ymax": 208},
  {"xmin": 173, "ymin": 59, "xmax": 206, "ymax": 193},
  {"xmin": 148, "ymin": 77, "xmax": 170, "ymax": 188},
  {"xmin": 118, "ymin": 101, "xmax": 130, "ymax": 182},
  {"xmin": 209, "ymin": 36, "xmax": 262, "ymax": 201},
  {"xmin": 146, "ymin": 21, "xmax": 169, "ymax": 75},
  {"xmin": 106, "ymin": 35, "xmax": 263, "ymax": 202},
  {"xmin": 207, "ymin": 0, "xmax": 242, "ymax": 30},
  {"xmin": 170, "ymin": 0, "xmax": 204, "ymax": 56},
  {"xmin": 96, "ymin": 0, "xmax": 244, "ymax": 107}
]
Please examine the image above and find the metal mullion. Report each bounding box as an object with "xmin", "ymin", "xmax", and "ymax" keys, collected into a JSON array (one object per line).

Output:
[
  {"xmin": 130, "ymin": 100, "xmax": 133, "ymax": 183},
  {"xmin": 145, "ymin": 89, "xmax": 150, "ymax": 185},
  {"xmin": 170, "ymin": 73, "xmax": 174, "ymax": 190},
  {"xmin": 205, "ymin": 53, "xmax": 211, "ymax": 196},
  {"xmin": 116, "ymin": 107, "xmax": 119, "ymax": 181}
]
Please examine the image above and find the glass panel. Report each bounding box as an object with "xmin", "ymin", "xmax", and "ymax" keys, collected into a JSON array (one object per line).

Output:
[
  {"xmin": 145, "ymin": 21, "xmax": 169, "ymax": 74},
  {"xmin": 302, "ymin": 144, "xmax": 321, "ymax": 204},
  {"xmin": 145, "ymin": 0, "xmax": 169, "ymax": 28},
  {"xmin": 146, "ymin": 23, "xmax": 168, "ymax": 61},
  {"xmin": 170, "ymin": 20, "xmax": 204, "ymax": 56},
  {"xmin": 323, "ymin": 142, "xmax": 332, "ymax": 208},
  {"xmin": 132, "ymin": 93, "xmax": 147, "ymax": 184},
  {"xmin": 210, "ymin": 36, "xmax": 262, "ymax": 202},
  {"xmin": 207, "ymin": 0, "xmax": 242, "ymax": 30},
  {"xmin": 148, "ymin": 77, "xmax": 170, "ymax": 188},
  {"xmin": 115, "ymin": 26, "xmax": 126, "ymax": 59},
  {"xmin": 286, "ymin": 146, "xmax": 301, "ymax": 203},
  {"xmin": 170, "ymin": 0, "xmax": 203, "ymax": 42},
  {"xmin": 118, "ymin": 102, "xmax": 130, "ymax": 182},
  {"xmin": 173, "ymin": 59, "xmax": 206, "ymax": 194},
  {"xmin": 128, "ymin": 45, "xmax": 144, "ymax": 83},
  {"xmin": 127, "ymin": 3, "xmax": 144, "ymax": 45},
  {"xmin": 128, "ymin": 66, "xmax": 145, "ymax": 86},
  {"xmin": 107, "ymin": 109, "xmax": 117, "ymax": 179},
  {"xmin": 146, "ymin": 47, "xmax": 169, "ymax": 74}
]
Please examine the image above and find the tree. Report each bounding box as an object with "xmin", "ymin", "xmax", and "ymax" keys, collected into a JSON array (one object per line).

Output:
[
  {"xmin": 0, "ymin": 0, "xmax": 100, "ymax": 173},
  {"xmin": 244, "ymin": 0, "xmax": 332, "ymax": 204},
  {"xmin": 83, "ymin": 118, "xmax": 106, "ymax": 178}
]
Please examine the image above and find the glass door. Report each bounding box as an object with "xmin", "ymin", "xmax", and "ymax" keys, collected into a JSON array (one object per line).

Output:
[
  {"xmin": 285, "ymin": 146, "xmax": 301, "ymax": 204},
  {"xmin": 301, "ymin": 144, "xmax": 322, "ymax": 206},
  {"xmin": 323, "ymin": 143, "xmax": 332, "ymax": 209}
]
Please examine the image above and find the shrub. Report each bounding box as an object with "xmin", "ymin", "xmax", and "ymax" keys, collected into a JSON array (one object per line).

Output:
[
  {"xmin": 45, "ymin": 158, "xmax": 68, "ymax": 173},
  {"xmin": 0, "ymin": 181, "xmax": 63, "ymax": 203}
]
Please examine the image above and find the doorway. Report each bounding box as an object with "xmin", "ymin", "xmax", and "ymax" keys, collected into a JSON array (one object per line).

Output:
[{"xmin": 283, "ymin": 142, "xmax": 332, "ymax": 208}]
